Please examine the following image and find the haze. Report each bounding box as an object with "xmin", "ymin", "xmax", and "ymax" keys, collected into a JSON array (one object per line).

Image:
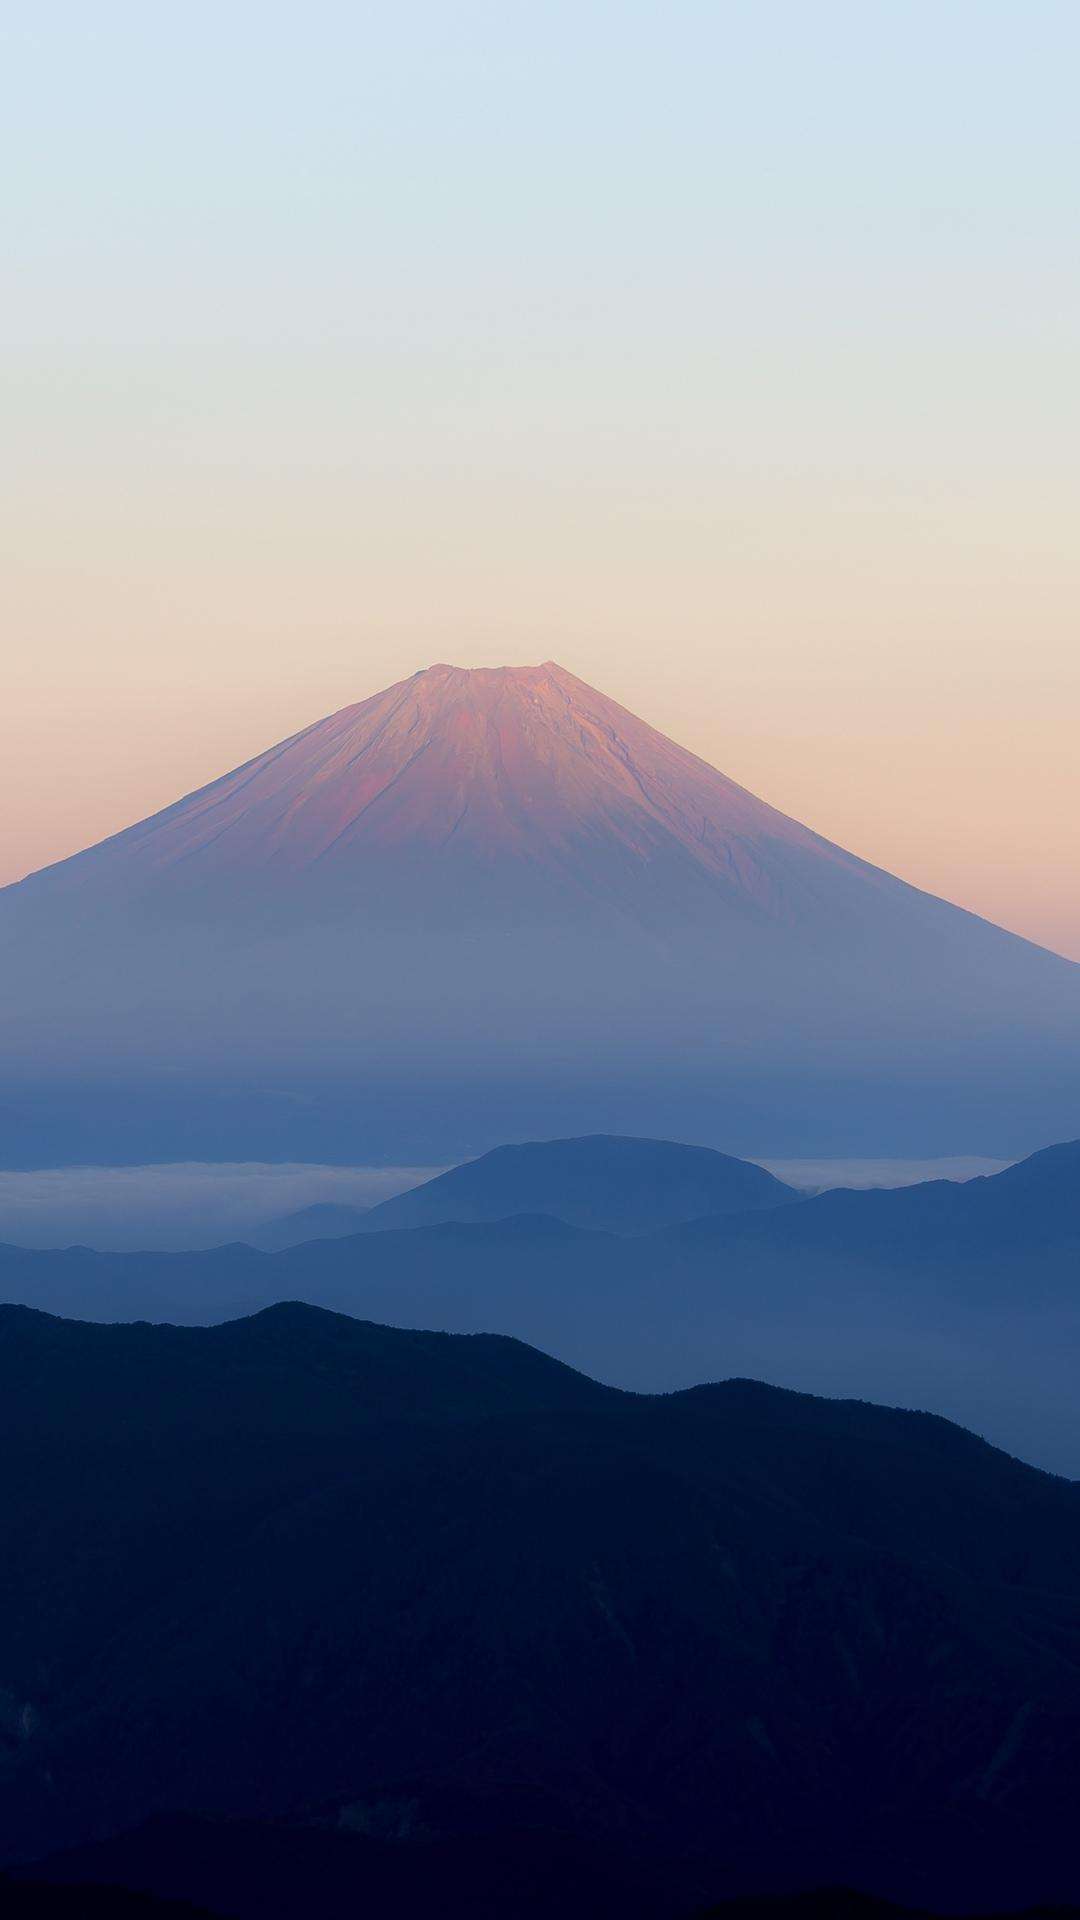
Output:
[{"xmin": 2, "ymin": 3, "xmax": 1078, "ymax": 956}]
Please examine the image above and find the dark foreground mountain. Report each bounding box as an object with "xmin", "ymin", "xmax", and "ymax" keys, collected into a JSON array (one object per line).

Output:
[
  {"xmin": 4, "ymin": 1301, "xmax": 1080, "ymax": 1917},
  {"xmin": 0, "ymin": 1875, "xmax": 211, "ymax": 1918},
  {"xmin": 356, "ymin": 1135, "xmax": 797, "ymax": 1235},
  {"xmin": 3, "ymin": 1139, "xmax": 1079, "ymax": 1472},
  {"xmin": 14, "ymin": 1825, "xmax": 1080, "ymax": 1920},
  {"xmin": 2, "ymin": 662, "xmax": 1078, "ymax": 1165}
]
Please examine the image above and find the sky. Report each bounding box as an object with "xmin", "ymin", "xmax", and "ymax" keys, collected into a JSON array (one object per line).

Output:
[{"xmin": 2, "ymin": 1, "xmax": 1078, "ymax": 958}]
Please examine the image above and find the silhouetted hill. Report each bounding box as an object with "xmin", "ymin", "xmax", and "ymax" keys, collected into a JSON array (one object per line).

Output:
[
  {"xmin": 3, "ymin": 1141, "xmax": 1079, "ymax": 1471},
  {"xmin": 0, "ymin": 1299, "xmax": 609, "ymax": 1434},
  {"xmin": 357, "ymin": 1136, "xmax": 797, "ymax": 1235},
  {"xmin": 3, "ymin": 1304, "xmax": 1080, "ymax": 1916},
  {"xmin": 18, "ymin": 1819, "xmax": 1080, "ymax": 1920},
  {"xmin": 701, "ymin": 1900, "xmax": 1080, "ymax": 1920},
  {"xmin": 13, "ymin": 1814, "xmax": 658, "ymax": 1920},
  {"xmin": 0, "ymin": 1874, "xmax": 212, "ymax": 1918}
]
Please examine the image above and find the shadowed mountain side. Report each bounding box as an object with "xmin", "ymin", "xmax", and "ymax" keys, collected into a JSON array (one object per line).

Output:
[
  {"xmin": 0, "ymin": 1877, "xmax": 213, "ymax": 1919},
  {"xmin": 11, "ymin": 1820, "xmax": 659, "ymax": 1920},
  {"xmin": 666, "ymin": 1138, "xmax": 1080, "ymax": 1261},
  {"xmin": 4, "ymin": 1302, "xmax": 1080, "ymax": 1914},
  {"xmin": 247, "ymin": 1201, "xmax": 373, "ymax": 1252},
  {"xmin": 2, "ymin": 664, "xmax": 1078, "ymax": 1162},
  {"xmin": 700, "ymin": 1902, "xmax": 1080, "ymax": 1920},
  {"xmin": 2, "ymin": 1142, "xmax": 1079, "ymax": 1469},
  {"xmin": 0, "ymin": 1297, "xmax": 610, "ymax": 1433},
  {"xmin": 356, "ymin": 1135, "xmax": 798, "ymax": 1235}
]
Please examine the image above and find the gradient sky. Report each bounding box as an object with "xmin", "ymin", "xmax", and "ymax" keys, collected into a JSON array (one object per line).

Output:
[{"xmin": 3, "ymin": 2, "xmax": 1078, "ymax": 957}]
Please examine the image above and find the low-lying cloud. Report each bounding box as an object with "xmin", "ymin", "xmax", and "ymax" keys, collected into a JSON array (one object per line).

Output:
[{"xmin": 0, "ymin": 1162, "xmax": 442, "ymax": 1251}]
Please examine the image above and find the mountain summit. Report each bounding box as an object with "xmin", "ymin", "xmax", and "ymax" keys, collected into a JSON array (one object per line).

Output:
[
  {"xmin": 9, "ymin": 661, "xmax": 931, "ymax": 929},
  {"xmin": 1, "ymin": 662, "xmax": 1077, "ymax": 1163}
]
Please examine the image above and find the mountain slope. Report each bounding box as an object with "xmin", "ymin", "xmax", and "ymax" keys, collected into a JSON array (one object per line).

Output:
[
  {"xmin": 1, "ymin": 662, "xmax": 1077, "ymax": 1162},
  {"xmin": 0, "ymin": 662, "xmax": 951, "ymax": 920},
  {"xmin": 247, "ymin": 1201, "xmax": 372, "ymax": 1252},
  {"xmin": 664, "ymin": 1135, "xmax": 1080, "ymax": 1263},
  {"xmin": 4, "ymin": 1302, "xmax": 1080, "ymax": 1914},
  {"xmin": 357, "ymin": 1135, "xmax": 797, "ymax": 1235}
]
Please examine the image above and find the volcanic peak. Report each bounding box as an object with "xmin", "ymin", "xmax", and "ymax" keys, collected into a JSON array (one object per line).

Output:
[
  {"xmin": 16, "ymin": 658, "xmax": 844, "ymax": 918},
  {"xmin": 11, "ymin": 658, "xmax": 1067, "ymax": 959}
]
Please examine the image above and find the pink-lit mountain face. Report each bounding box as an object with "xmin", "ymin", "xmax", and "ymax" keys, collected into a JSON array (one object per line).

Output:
[
  {"xmin": 1, "ymin": 663, "xmax": 1078, "ymax": 1165},
  {"xmin": 14, "ymin": 662, "xmax": 904, "ymax": 930}
]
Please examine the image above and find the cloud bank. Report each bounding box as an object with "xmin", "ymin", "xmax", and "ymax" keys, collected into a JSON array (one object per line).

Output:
[{"xmin": 0, "ymin": 1162, "xmax": 441, "ymax": 1251}]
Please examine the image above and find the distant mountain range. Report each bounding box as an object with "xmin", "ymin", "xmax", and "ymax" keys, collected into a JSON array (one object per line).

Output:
[
  {"xmin": 3, "ymin": 1134, "xmax": 1078, "ymax": 1473},
  {"xmin": 2, "ymin": 662, "xmax": 1077, "ymax": 1164},
  {"xmin": 4, "ymin": 1301, "xmax": 1080, "ymax": 1917},
  {"xmin": 258, "ymin": 1135, "xmax": 797, "ymax": 1246}
]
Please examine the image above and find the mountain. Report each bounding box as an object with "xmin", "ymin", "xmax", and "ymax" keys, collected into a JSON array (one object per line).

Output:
[
  {"xmin": 356, "ymin": 1135, "xmax": 797, "ymax": 1235},
  {"xmin": 4, "ymin": 1140, "xmax": 1079, "ymax": 1472},
  {"xmin": 4, "ymin": 1303, "xmax": 1080, "ymax": 1916},
  {"xmin": 11, "ymin": 1818, "xmax": 659, "ymax": 1920},
  {"xmin": 250, "ymin": 1137, "xmax": 793, "ymax": 1248},
  {"xmin": 248, "ymin": 1200, "xmax": 373, "ymax": 1252},
  {"xmin": 0, "ymin": 1878, "xmax": 213, "ymax": 1920},
  {"xmin": 17, "ymin": 1830, "xmax": 1080, "ymax": 1920},
  {"xmin": 0, "ymin": 1297, "xmax": 606, "ymax": 1432},
  {"xmin": 666, "ymin": 1136, "xmax": 1080, "ymax": 1262},
  {"xmin": 1, "ymin": 662, "xmax": 1078, "ymax": 1165},
  {"xmin": 0, "ymin": 1873, "xmax": 210, "ymax": 1920},
  {"xmin": 0, "ymin": 660, "xmax": 994, "ymax": 916}
]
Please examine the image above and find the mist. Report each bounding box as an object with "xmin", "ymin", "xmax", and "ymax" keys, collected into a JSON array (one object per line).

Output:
[{"xmin": 0, "ymin": 1161, "xmax": 438, "ymax": 1251}]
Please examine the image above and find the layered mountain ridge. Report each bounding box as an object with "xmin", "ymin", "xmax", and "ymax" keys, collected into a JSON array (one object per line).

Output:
[{"xmin": 4, "ymin": 1136, "xmax": 1080, "ymax": 1472}]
